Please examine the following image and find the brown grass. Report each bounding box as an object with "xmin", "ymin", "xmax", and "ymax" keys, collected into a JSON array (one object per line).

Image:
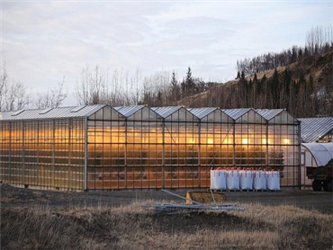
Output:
[{"xmin": 1, "ymin": 201, "xmax": 333, "ymax": 250}]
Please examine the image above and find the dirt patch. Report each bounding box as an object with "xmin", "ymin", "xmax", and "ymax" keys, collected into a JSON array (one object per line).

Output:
[{"xmin": 1, "ymin": 184, "xmax": 332, "ymax": 213}]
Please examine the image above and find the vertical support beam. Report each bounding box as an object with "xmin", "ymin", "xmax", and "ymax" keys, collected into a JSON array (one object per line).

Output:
[
  {"xmin": 37, "ymin": 120, "xmax": 39, "ymax": 186},
  {"xmin": 22, "ymin": 121, "xmax": 25, "ymax": 186},
  {"xmin": 162, "ymin": 119, "xmax": 165, "ymax": 188},
  {"xmin": 298, "ymin": 121, "xmax": 302, "ymax": 190},
  {"xmin": 124, "ymin": 118, "xmax": 127, "ymax": 189},
  {"xmin": 84, "ymin": 117, "xmax": 88, "ymax": 190},
  {"xmin": 198, "ymin": 121, "xmax": 201, "ymax": 188},
  {"xmin": 68, "ymin": 119, "xmax": 71, "ymax": 189},
  {"xmin": 9, "ymin": 122, "xmax": 12, "ymax": 183},
  {"xmin": 232, "ymin": 122, "xmax": 235, "ymax": 167},
  {"xmin": 52, "ymin": 120, "xmax": 55, "ymax": 187},
  {"xmin": 266, "ymin": 121, "xmax": 269, "ymax": 170}
]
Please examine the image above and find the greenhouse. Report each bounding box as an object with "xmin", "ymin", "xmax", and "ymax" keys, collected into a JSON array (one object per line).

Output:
[
  {"xmin": 299, "ymin": 117, "xmax": 333, "ymax": 143},
  {"xmin": 0, "ymin": 105, "xmax": 301, "ymax": 190}
]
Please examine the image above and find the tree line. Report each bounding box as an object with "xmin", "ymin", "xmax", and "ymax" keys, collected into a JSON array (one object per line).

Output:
[
  {"xmin": 1, "ymin": 26, "xmax": 332, "ymax": 118},
  {"xmin": 75, "ymin": 65, "xmax": 214, "ymax": 107},
  {"xmin": 202, "ymin": 68, "xmax": 333, "ymax": 117},
  {"xmin": 0, "ymin": 64, "xmax": 67, "ymax": 112},
  {"xmin": 0, "ymin": 63, "xmax": 214, "ymax": 111},
  {"xmin": 236, "ymin": 26, "xmax": 333, "ymax": 76}
]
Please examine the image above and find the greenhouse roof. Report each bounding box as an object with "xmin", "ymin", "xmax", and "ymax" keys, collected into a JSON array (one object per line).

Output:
[
  {"xmin": 187, "ymin": 108, "xmax": 218, "ymax": 119},
  {"xmin": 255, "ymin": 109, "xmax": 284, "ymax": 121},
  {"xmin": 114, "ymin": 105, "xmax": 145, "ymax": 117},
  {"xmin": 0, "ymin": 105, "xmax": 299, "ymax": 123},
  {"xmin": 0, "ymin": 105, "xmax": 107, "ymax": 121},
  {"xmin": 299, "ymin": 117, "xmax": 333, "ymax": 142},
  {"xmin": 223, "ymin": 108, "xmax": 251, "ymax": 120},
  {"xmin": 151, "ymin": 106, "xmax": 182, "ymax": 118}
]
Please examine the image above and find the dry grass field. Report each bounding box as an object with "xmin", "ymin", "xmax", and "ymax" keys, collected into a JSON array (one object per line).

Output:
[
  {"xmin": 2, "ymin": 202, "xmax": 333, "ymax": 250},
  {"xmin": 1, "ymin": 184, "xmax": 333, "ymax": 250}
]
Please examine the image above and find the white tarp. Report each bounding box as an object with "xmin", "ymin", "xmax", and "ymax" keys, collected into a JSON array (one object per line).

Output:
[{"xmin": 301, "ymin": 143, "xmax": 333, "ymax": 167}]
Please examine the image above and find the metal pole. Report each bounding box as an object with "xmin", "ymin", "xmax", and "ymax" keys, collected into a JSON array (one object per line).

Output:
[
  {"xmin": 37, "ymin": 120, "xmax": 39, "ymax": 186},
  {"xmin": 124, "ymin": 118, "xmax": 127, "ymax": 189},
  {"xmin": 9, "ymin": 122, "xmax": 12, "ymax": 183},
  {"xmin": 52, "ymin": 120, "xmax": 55, "ymax": 188},
  {"xmin": 266, "ymin": 120, "xmax": 269, "ymax": 170},
  {"xmin": 298, "ymin": 121, "xmax": 302, "ymax": 190},
  {"xmin": 22, "ymin": 121, "xmax": 25, "ymax": 186},
  {"xmin": 84, "ymin": 117, "xmax": 88, "ymax": 190},
  {"xmin": 233, "ymin": 122, "xmax": 235, "ymax": 167},
  {"xmin": 68, "ymin": 119, "xmax": 71, "ymax": 189},
  {"xmin": 162, "ymin": 119, "xmax": 165, "ymax": 188},
  {"xmin": 198, "ymin": 121, "xmax": 201, "ymax": 188}
]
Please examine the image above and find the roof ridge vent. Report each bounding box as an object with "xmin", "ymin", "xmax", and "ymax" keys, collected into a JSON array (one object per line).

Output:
[
  {"xmin": 39, "ymin": 107, "xmax": 53, "ymax": 115},
  {"xmin": 71, "ymin": 106, "xmax": 86, "ymax": 113},
  {"xmin": 11, "ymin": 109, "xmax": 25, "ymax": 116}
]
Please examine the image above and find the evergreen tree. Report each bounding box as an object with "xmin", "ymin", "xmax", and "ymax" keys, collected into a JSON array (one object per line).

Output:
[
  {"xmin": 171, "ymin": 71, "xmax": 177, "ymax": 87},
  {"xmin": 280, "ymin": 69, "xmax": 291, "ymax": 109},
  {"xmin": 271, "ymin": 69, "xmax": 280, "ymax": 108},
  {"xmin": 184, "ymin": 67, "xmax": 195, "ymax": 96},
  {"xmin": 241, "ymin": 71, "xmax": 245, "ymax": 80},
  {"xmin": 170, "ymin": 71, "xmax": 180, "ymax": 103}
]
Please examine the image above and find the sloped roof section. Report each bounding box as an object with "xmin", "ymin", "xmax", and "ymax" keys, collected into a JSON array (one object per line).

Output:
[
  {"xmin": 0, "ymin": 105, "xmax": 107, "ymax": 121},
  {"xmin": 114, "ymin": 105, "xmax": 145, "ymax": 118},
  {"xmin": 223, "ymin": 108, "xmax": 251, "ymax": 120},
  {"xmin": 299, "ymin": 117, "xmax": 333, "ymax": 142},
  {"xmin": 255, "ymin": 109, "xmax": 284, "ymax": 121},
  {"xmin": 151, "ymin": 107, "xmax": 182, "ymax": 118},
  {"xmin": 187, "ymin": 108, "xmax": 218, "ymax": 119}
]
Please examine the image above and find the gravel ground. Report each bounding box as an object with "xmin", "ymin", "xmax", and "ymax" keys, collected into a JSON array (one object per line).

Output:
[{"xmin": 1, "ymin": 184, "xmax": 332, "ymax": 213}]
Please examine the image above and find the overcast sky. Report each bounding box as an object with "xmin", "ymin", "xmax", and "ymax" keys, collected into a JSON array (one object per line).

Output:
[{"xmin": 1, "ymin": 0, "xmax": 332, "ymax": 105}]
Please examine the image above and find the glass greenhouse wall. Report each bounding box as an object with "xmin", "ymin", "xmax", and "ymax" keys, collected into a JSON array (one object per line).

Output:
[{"xmin": 0, "ymin": 105, "xmax": 301, "ymax": 190}]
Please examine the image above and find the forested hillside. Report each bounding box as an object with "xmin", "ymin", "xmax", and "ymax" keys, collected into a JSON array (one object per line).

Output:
[
  {"xmin": 144, "ymin": 27, "xmax": 333, "ymax": 117},
  {"xmin": 178, "ymin": 48, "xmax": 333, "ymax": 117}
]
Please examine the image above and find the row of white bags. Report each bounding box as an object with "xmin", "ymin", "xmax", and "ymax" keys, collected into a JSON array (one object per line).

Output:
[{"xmin": 210, "ymin": 170, "xmax": 280, "ymax": 190}]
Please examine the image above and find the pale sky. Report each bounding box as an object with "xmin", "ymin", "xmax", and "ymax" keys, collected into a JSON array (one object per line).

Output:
[{"xmin": 1, "ymin": 0, "xmax": 332, "ymax": 105}]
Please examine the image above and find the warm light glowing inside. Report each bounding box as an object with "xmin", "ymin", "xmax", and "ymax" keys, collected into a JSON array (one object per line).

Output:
[
  {"xmin": 223, "ymin": 138, "xmax": 232, "ymax": 144},
  {"xmin": 284, "ymin": 139, "xmax": 290, "ymax": 144},
  {"xmin": 262, "ymin": 138, "xmax": 270, "ymax": 144},
  {"xmin": 188, "ymin": 138, "xmax": 196, "ymax": 144},
  {"xmin": 207, "ymin": 138, "xmax": 214, "ymax": 144},
  {"xmin": 242, "ymin": 138, "xmax": 248, "ymax": 144}
]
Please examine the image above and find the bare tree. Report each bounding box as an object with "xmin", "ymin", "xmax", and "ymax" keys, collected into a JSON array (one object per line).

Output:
[
  {"xmin": 76, "ymin": 65, "xmax": 106, "ymax": 105},
  {"xmin": 306, "ymin": 26, "xmax": 333, "ymax": 55},
  {"xmin": 132, "ymin": 67, "xmax": 142, "ymax": 105},
  {"xmin": 0, "ymin": 63, "xmax": 9, "ymax": 111},
  {"xmin": 4, "ymin": 81, "xmax": 29, "ymax": 111},
  {"xmin": 35, "ymin": 77, "xmax": 67, "ymax": 109}
]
